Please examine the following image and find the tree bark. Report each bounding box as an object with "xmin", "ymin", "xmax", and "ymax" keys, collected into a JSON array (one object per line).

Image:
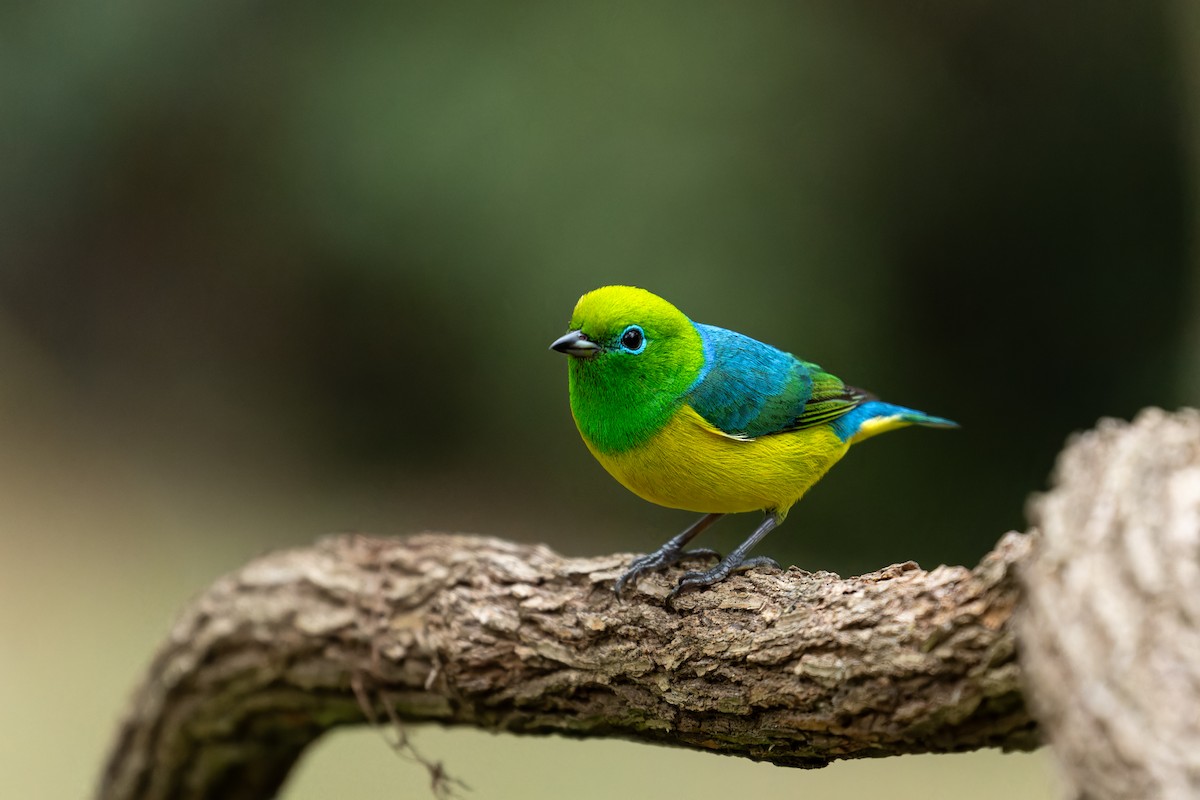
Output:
[
  {"xmin": 98, "ymin": 407, "xmax": 1200, "ymax": 800},
  {"xmin": 98, "ymin": 527, "xmax": 1034, "ymax": 800},
  {"xmin": 1017, "ymin": 408, "xmax": 1200, "ymax": 799}
]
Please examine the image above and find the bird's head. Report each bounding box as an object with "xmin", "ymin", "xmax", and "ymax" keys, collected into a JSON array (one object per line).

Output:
[
  {"xmin": 550, "ymin": 287, "xmax": 705, "ymax": 444},
  {"xmin": 551, "ymin": 285, "xmax": 700, "ymax": 364}
]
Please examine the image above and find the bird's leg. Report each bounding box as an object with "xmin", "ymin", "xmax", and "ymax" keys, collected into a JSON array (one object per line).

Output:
[
  {"xmin": 613, "ymin": 512, "xmax": 723, "ymax": 599},
  {"xmin": 665, "ymin": 513, "xmax": 782, "ymax": 606}
]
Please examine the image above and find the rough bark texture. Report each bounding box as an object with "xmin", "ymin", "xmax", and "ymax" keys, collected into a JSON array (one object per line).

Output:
[
  {"xmin": 1018, "ymin": 408, "xmax": 1200, "ymax": 799},
  {"xmin": 99, "ymin": 407, "xmax": 1200, "ymax": 800},
  {"xmin": 98, "ymin": 528, "xmax": 1035, "ymax": 800}
]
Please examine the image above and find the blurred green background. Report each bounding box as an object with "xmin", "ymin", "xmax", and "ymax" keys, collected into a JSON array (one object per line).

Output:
[{"xmin": 3, "ymin": 1, "xmax": 1197, "ymax": 797}]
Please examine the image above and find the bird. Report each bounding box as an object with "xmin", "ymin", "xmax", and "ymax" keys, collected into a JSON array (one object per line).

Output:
[{"xmin": 549, "ymin": 285, "xmax": 957, "ymax": 604}]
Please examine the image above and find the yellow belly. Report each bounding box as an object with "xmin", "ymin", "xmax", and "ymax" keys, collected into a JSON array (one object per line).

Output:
[{"xmin": 581, "ymin": 405, "xmax": 850, "ymax": 516}]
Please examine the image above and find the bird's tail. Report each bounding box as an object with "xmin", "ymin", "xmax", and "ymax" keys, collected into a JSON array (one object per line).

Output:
[{"xmin": 839, "ymin": 400, "xmax": 958, "ymax": 444}]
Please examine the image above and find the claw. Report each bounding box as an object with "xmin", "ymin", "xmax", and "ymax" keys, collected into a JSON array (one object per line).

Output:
[
  {"xmin": 614, "ymin": 547, "xmax": 721, "ymax": 600},
  {"xmin": 737, "ymin": 555, "xmax": 780, "ymax": 572},
  {"xmin": 664, "ymin": 551, "xmax": 782, "ymax": 609},
  {"xmin": 612, "ymin": 513, "xmax": 725, "ymax": 600},
  {"xmin": 665, "ymin": 567, "xmax": 723, "ymax": 607}
]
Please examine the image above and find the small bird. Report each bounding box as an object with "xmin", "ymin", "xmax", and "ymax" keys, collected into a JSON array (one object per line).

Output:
[{"xmin": 550, "ymin": 285, "xmax": 956, "ymax": 603}]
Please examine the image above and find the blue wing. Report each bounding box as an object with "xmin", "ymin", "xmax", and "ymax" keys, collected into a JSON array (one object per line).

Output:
[{"xmin": 684, "ymin": 323, "xmax": 864, "ymax": 438}]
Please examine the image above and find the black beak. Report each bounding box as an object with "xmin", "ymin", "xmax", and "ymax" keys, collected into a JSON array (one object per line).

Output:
[{"xmin": 549, "ymin": 330, "xmax": 600, "ymax": 358}]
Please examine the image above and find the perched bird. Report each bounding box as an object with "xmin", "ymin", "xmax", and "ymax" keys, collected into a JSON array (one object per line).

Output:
[{"xmin": 550, "ymin": 285, "xmax": 956, "ymax": 603}]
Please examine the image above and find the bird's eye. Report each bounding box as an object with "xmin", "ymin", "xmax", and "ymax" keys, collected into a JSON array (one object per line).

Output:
[{"xmin": 619, "ymin": 325, "xmax": 645, "ymax": 354}]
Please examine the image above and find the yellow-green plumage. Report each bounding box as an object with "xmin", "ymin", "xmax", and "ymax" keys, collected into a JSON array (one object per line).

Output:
[
  {"xmin": 583, "ymin": 404, "xmax": 847, "ymax": 517},
  {"xmin": 550, "ymin": 285, "xmax": 955, "ymax": 602}
]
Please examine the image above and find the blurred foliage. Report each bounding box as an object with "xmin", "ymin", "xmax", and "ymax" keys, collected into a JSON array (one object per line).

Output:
[
  {"xmin": 3, "ymin": 0, "xmax": 1191, "ymax": 565},
  {"xmin": 0, "ymin": 2, "xmax": 1194, "ymax": 797}
]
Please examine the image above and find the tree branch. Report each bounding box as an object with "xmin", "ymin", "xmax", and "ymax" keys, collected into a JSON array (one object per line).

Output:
[
  {"xmin": 98, "ymin": 526, "xmax": 1036, "ymax": 799},
  {"xmin": 1017, "ymin": 407, "xmax": 1200, "ymax": 799},
  {"xmin": 98, "ymin": 408, "xmax": 1200, "ymax": 799}
]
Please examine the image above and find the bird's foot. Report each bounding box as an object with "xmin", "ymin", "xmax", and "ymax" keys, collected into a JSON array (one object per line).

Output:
[
  {"xmin": 665, "ymin": 555, "xmax": 780, "ymax": 608},
  {"xmin": 614, "ymin": 546, "xmax": 722, "ymax": 600}
]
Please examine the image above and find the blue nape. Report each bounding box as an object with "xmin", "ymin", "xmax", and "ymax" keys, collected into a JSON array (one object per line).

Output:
[{"xmin": 685, "ymin": 323, "xmax": 814, "ymax": 438}]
